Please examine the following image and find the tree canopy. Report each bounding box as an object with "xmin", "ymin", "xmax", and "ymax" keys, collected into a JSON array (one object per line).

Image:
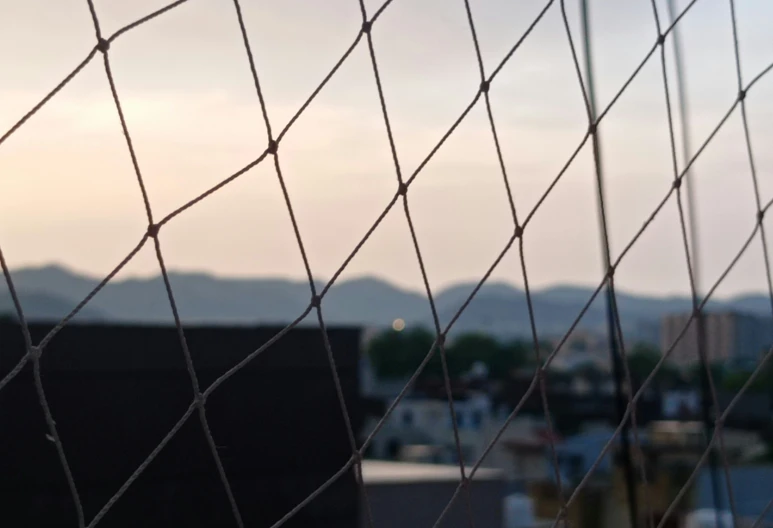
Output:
[
  {"xmin": 366, "ymin": 328, "xmax": 536, "ymax": 381},
  {"xmin": 625, "ymin": 342, "xmax": 680, "ymax": 386},
  {"xmin": 366, "ymin": 327, "xmax": 436, "ymax": 380},
  {"xmin": 721, "ymin": 360, "xmax": 773, "ymax": 394}
]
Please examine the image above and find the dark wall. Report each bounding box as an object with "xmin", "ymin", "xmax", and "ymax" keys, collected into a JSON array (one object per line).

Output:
[
  {"xmin": 0, "ymin": 322, "xmax": 363, "ymax": 528},
  {"xmin": 363, "ymin": 479, "xmax": 503, "ymax": 528}
]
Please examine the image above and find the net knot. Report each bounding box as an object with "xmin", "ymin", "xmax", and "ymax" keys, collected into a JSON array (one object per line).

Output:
[
  {"xmin": 97, "ymin": 38, "xmax": 110, "ymax": 54},
  {"xmin": 673, "ymin": 177, "xmax": 683, "ymax": 190},
  {"xmin": 147, "ymin": 223, "xmax": 160, "ymax": 239},
  {"xmin": 311, "ymin": 294, "xmax": 322, "ymax": 308},
  {"xmin": 657, "ymin": 34, "xmax": 665, "ymax": 46},
  {"xmin": 397, "ymin": 182, "xmax": 408, "ymax": 196},
  {"xmin": 362, "ymin": 20, "xmax": 372, "ymax": 34},
  {"xmin": 758, "ymin": 209, "xmax": 765, "ymax": 224},
  {"xmin": 267, "ymin": 139, "xmax": 278, "ymax": 155},
  {"xmin": 588, "ymin": 122, "xmax": 597, "ymax": 135},
  {"xmin": 479, "ymin": 80, "xmax": 490, "ymax": 94},
  {"xmin": 194, "ymin": 392, "xmax": 207, "ymax": 408},
  {"xmin": 29, "ymin": 345, "xmax": 43, "ymax": 361},
  {"xmin": 738, "ymin": 89, "xmax": 746, "ymax": 102},
  {"xmin": 514, "ymin": 224, "xmax": 524, "ymax": 238}
]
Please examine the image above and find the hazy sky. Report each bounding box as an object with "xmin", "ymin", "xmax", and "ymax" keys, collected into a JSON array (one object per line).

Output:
[{"xmin": 1, "ymin": 0, "xmax": 773, "ymax": 298}]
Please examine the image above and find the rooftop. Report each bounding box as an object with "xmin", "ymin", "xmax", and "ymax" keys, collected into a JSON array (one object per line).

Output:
[{"xmin": 361, "ymin": 460, "xmax": 503, "ymax": 484}]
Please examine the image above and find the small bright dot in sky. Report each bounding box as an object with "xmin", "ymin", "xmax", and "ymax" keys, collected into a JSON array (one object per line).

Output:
[{"xmin": 392, "ymin": 318, "xmax": 406, "ymax": 332}]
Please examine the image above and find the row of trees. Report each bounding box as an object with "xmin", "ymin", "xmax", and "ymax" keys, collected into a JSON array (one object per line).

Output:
[
  {"xmin": 366, "ymin": 328, "xmax": 773, "ymax": 393},
  {"xmin": 623, "ymin": 343, "xmax": 773, "ymax": 393},
  {"xmin": 366, "ymin": 328, "xmax": 543, "ymax": 381}
]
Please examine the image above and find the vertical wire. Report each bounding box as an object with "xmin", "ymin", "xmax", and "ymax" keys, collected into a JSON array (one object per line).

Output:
[
  {"xmin": 664, "ymin": 1, "xmax": 725, "ymax": 524},
  {"xmin": 578, "ymin": 1, "xmax": 640, "ymax": 526}
]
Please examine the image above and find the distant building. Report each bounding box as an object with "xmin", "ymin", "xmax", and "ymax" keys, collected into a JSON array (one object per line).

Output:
[
  {"xmin": 693, "ymin": 466, "xmax": 773, "ymax": 527},
  {"xmin": 362, "ymin": 392, "xmax": 495, "ymax": 466},
  {"xmin": 660, "ymin": 311, "xmax": 773, "ymax": 366},
  {"xmin": 507, "ymin": 419, "xmax": 767, "ymax": 528},
  {"xmin": 548, "ymin": 329, "xmax": 610, "ymax": 367},
  {"xmin": 360, "ymin": 460, "xmax": 504, "ymax": 528}
]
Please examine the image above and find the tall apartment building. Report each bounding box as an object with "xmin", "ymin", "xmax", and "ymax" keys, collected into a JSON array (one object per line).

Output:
[{"xmin": 660, "ymin": 311, "xmax": 773, "ymax": 366}]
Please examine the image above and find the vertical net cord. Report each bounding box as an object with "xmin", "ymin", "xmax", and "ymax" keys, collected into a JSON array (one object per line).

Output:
[
  {"xmin": 578, "ymin": 1, "xmax": 640, "ymax": 527},
  {"xmin": 663, "ymin": 2, "xmax": 728, "ymax": 527},
  {"xmin": 82, "ymin": 1, "xmax": 245, "ymax": 526}
]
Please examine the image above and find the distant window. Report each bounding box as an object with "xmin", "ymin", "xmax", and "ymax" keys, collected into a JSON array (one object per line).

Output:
[
  {"xmin": 402, "ymin": 409, "xmax": 413, "ymax": 426},
  {"xmin": 386, "ymin": 439, "xmax": 401, "ymax": 459},
  {"xmin": 471, "ymin": 410, "xmax": 483, "ymax": 429}
]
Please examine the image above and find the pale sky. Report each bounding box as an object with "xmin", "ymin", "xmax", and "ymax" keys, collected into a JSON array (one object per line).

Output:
[{"xmin": 1, "ymin": 0, "xmax": 772, "ymax": 298}]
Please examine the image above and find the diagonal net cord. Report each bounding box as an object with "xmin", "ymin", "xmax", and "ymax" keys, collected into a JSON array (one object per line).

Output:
[
  {"xmin": 226, "ymin": 1, "xmax": 382, "ymax": 527},
  {"xmin": 0, "ymin": 0, "xmax": 723, "ymax": 524},
  {"xmin": 462, "ymin": 1, "xmax": 577, "ymax": 526},
  {"xmin": 750, "ymin": 496, "xmax": 773, "ymax": 528},
  {"xmin": 431, "ymin": 0, "xmax": 716, "ymax": 523},
  {"xmin": 551, "ymin": 59, "xmax": 773, "ymax": 528},
  {"xmin": 556, "ymin": 177, "xmax": 773, "ymax": 528},
  {"xmin": 650, "ymin": 0, "xmax": 731, "ymax": 525},
  {"xmin": 724, "ymin": 0, "xmax": 773, "ymax": 523},
  {"xmin": 82, "ymin": 1, "xmax": 245, "ymax": 526},
  {"xmin": 0, "ymin": 2, "xmax": 200, "ymax": 391},
  {"xmin": 655, "ymin": 222, "xmax": 773, "ymax": 528},
  {"xmin": 355, "ymin": 1, "xmax": 480, "ymax": 526},
  {"xmin": 0, "ymin": 0, "xmax": 192, "ymax": 150},
  {"xmin": 0, "ymin": 247, "xmax": 86, "ymax": 528},
  {"xmin": 1, "ymin": 0, "xmax": 772, "ymax": 527},
  {"xmin": 661, "ymin": 0, "xmax": 733, "ymax": 526},
  {"xmin": 578, "ymin": 1, "xmax": 647, "ymax": 526},
  {"xmin": 425, "ymin": 54, "xmax": 773, "ymax": 528},
  {"xmin": 0, "ymin": 247, "xmax": 33, "ymax": 391}
]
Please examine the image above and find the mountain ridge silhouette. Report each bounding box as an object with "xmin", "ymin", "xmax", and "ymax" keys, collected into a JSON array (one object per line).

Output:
[{"xmin": 2, "ymin": 264, "xmax": 770, "ymax": 342}]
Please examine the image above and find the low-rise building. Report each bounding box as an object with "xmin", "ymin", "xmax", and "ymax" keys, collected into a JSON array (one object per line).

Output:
[{"xmin": 360, "ymin": 460, "xmax": 504, "ymax": 528}]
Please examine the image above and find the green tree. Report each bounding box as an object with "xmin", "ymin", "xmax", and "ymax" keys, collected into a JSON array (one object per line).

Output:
[
  {"xmin": 444, "ymin": 334, "xmax": 533, "ymax": 380},
  {"xmin": 687, "ymin": 361, "xmax": 726, "ymax": 388},
  {"xmin": 445, "ymin": 333, "xmax": 500, "ymax": 379},
  {"xmin": 722, "ymin": 361, "xmax": 773, "ymax": 394},
  {"xmin": 366, "ymin": 327, "xmax": 435, "ymax": 379},
  {"xmin": 492, "ymin": 339, "xmax": 531, "ymax": 379},
  {"xmin": 626, "ymin": 343, "xmax": 680, "ymax": 385},
  {"xmin": 627, "ymin": 343, "xmax": 660, "ymax": 374}
]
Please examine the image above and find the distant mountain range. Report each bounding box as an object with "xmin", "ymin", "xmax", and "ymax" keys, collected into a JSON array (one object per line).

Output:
[{"xmin": 2, "ymin": 264, "xmax": 772, "ymax": 343}]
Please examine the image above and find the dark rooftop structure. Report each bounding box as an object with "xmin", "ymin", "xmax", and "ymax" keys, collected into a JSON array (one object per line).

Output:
[{"xmin": 0, "ymin": 321, "xmax": 364, "ymax": 528}]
